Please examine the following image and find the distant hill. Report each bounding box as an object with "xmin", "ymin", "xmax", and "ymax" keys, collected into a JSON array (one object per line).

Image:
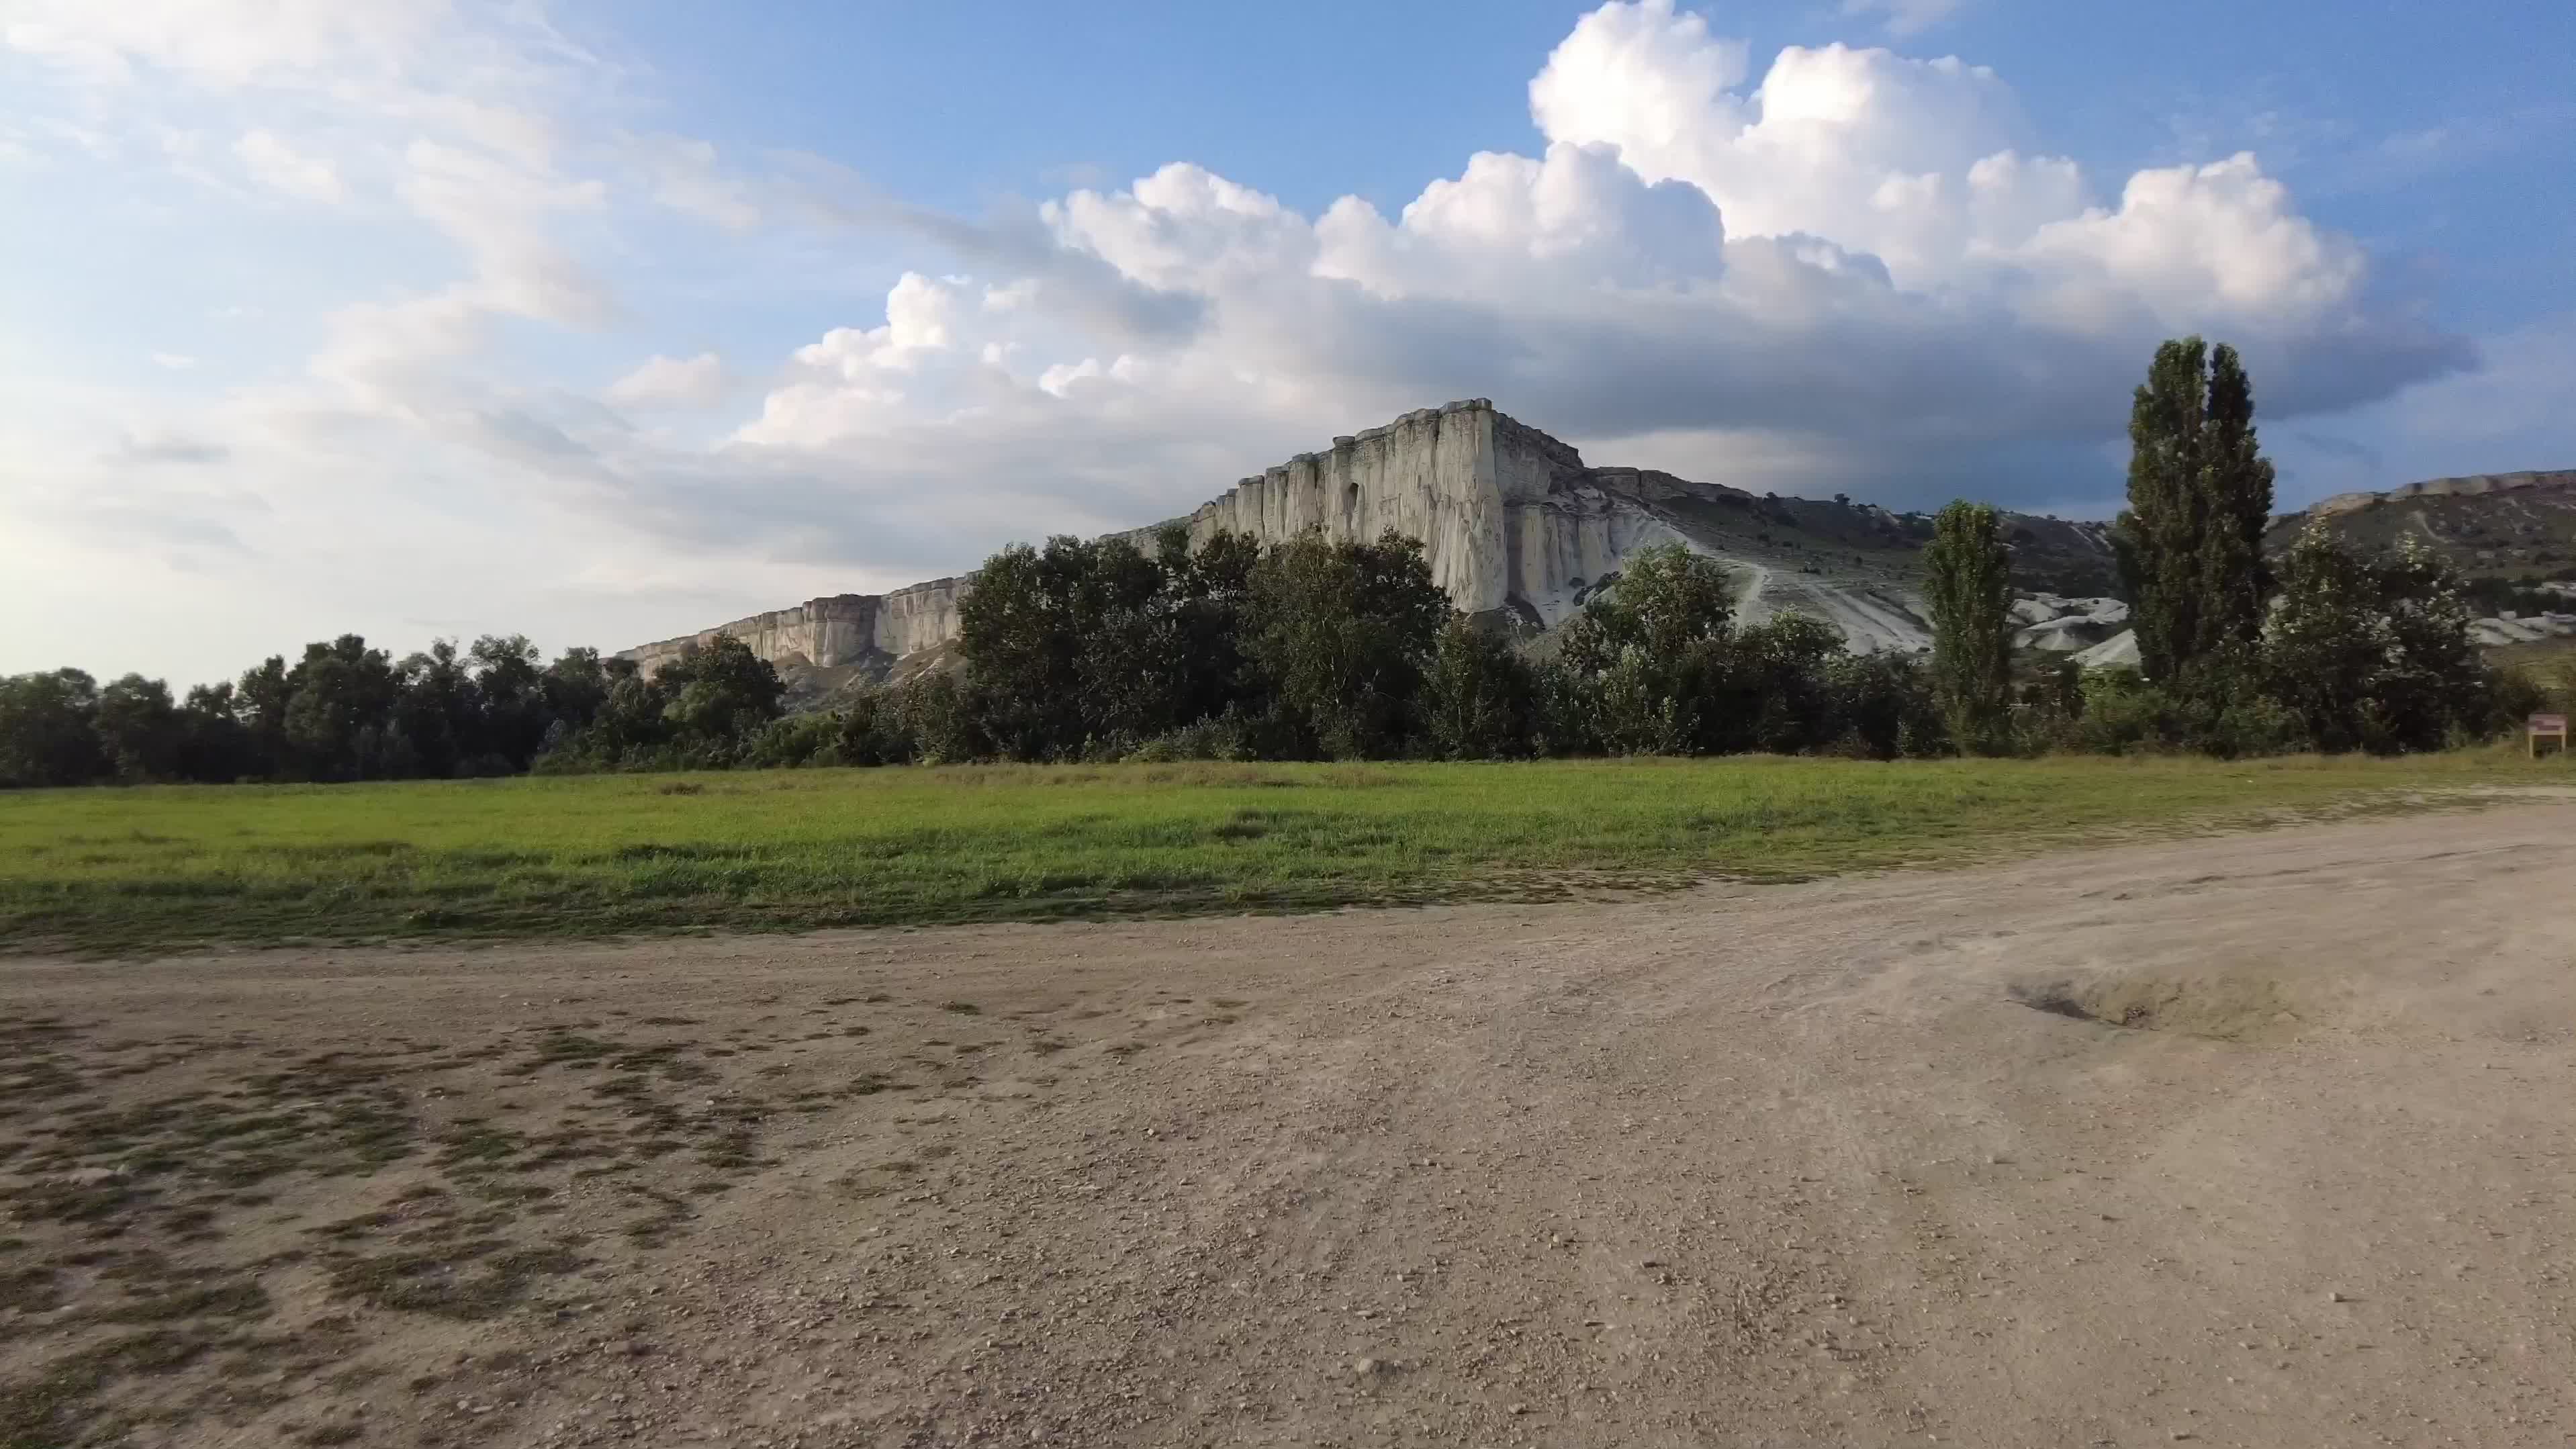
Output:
[{"xmin": 2270, "ymin": 470, "xmax": 2576, "ymax": 581}]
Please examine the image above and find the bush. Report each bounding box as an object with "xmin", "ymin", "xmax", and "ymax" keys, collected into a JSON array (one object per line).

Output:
[
  {"xmin": 741, "ymin": 711, "xmax": 847, "ymax": 769},
  {"xmin": 2262, "ymin": 529, "xmax": 2497, "ymax": 753},
  {"xmin": 1708, "ymin": 614, "xmax": 1842, "ymax": 755},
  {"xmin": 1420, "ymin": 620, "xmax": 1541, "ymax": 760},
  {"xmin": 2056, "ymin": 668, "xmax": 2182, "ymax": 755},
  {"xmin": 1825, "ymin": 651, "xmax": 1945, "ymax": 759},
  {"xmin": 835, "ymin": 671, "xmax": 991, "ymax": 767},
  {"xmin": 1124, "ymin": 715, "xmax": 1257, "ymax": 763}
]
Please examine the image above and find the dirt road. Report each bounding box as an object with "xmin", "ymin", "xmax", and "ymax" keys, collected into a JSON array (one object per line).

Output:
[{"xmin": 5, "ymin": 803, "xmax": 2573, "ymax": 1448}]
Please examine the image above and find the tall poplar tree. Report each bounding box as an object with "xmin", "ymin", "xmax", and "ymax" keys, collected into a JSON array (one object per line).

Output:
[
  {"xmin": 1923, "ymin": 500, "xmax": 2014, "ymax": 754},
  {"xmin": 2115, "ymin": 336, "xmax": 2277, "ymax": 686}
]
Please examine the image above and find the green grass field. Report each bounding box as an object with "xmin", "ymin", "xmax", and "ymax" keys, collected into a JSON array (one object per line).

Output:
[{"xmin": 0, "ymin": 753, "xmax": 2555, "ymax": 956}]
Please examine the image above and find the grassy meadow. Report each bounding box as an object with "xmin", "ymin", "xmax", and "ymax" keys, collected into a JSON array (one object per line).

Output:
[{"xmin": 0, "ymin": 751, "xmax": 2555, "ymax": 956}]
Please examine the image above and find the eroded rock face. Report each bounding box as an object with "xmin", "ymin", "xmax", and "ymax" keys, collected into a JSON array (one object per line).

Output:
[
  {"xmin": 2009, "ymin": 596, "xmax": 2131, "ymax": 654},
  {"xmin": 618, "ymin": 400, "xmax": 2119, "ymax": 677},
  {"xmin": 619, "ymin": 576, "xmax": 968, "ymax": 677},
  {"xmin": 2469, "ymin": 612, "xmax": 2576, "ymax": 648},
  {"xmin": 2310, "ymin": 470, "xmax": 2576, "ymax": 519}
]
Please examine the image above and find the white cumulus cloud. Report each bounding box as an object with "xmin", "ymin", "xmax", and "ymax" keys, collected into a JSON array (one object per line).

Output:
[
  {"xmin": 607, "ymin": 353, "xmax": 730, "ymax": 410},
  {"xmin": 233, "ymin": 127, "xmax": 343, "ymax": 201}
]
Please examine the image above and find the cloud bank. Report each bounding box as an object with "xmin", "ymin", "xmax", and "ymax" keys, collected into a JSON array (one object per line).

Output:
[{"xmin": 0, "ymin": 0, "xmax": 2505, "ymax": 681}]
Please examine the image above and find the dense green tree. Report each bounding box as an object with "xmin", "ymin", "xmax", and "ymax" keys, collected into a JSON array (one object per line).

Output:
[
  {"xmin": 236, "ymin": 655, "xmax": 293, "ymax": 769},
  {"xmin": 1242, "ymin": 532, "xmax": 1450, "ymax": 759},
  {"xmin": 0, "ymin": 669, "xmax": 108, "ymax": 787},
  {"xmin": 394, "ymin": 640, "xmax": 477, "ymax": 778},
  {"xmin": 1073, "ymin": 532, "xmax": 1233, "ymax": 751},
  {"xmin": 281, "ymin": 635, "xmax": 402, "ymax": 780},
  {"xmin": 2263, "ymin": 527, "xmax": 2494, "ymax": 753},
  {"xmin": 740, "ymin": 710, "xmax": 847, "ymax": 769},
  {"xmin": 469, "ymin": 635, "xmax": 551, "ymax": 769},
  {"xmin": 1555, "ymin": 544, "xmax": 1736, "ymax": 754},
  {"xmin": 1557, "ymin": 545, "xmax": 1737, "ymax": 672},
  {"xmin": 1150, "ymin": 528, "xmax": 1262, "ymax": 732},
  {"xmin": 1823, "ymin": 651, "xmax": 1945, "ymax": 760},
  {"xmin": 1421, "ymin": 618, "xmax": 1542, "ymax": 760},
  {"xmin": 176, "ymin": 682, "xmax": 258, "ymax": 782},
  {"xmin": 1923, "ymin": 500, "xmax": 2015, "ymax": 754},
  {"xmin": 93, "ymin": 674, "xmax": 185, "ymax": 782},
  {"xmin": 2116, "ymin": 337, "xmax": 2276, "ymax": 688},
  {"xmin": 960, "ymin": 534, "xmax": 1164, "ymax": 759},
  {"xmin": 1710, "ymin": 613, "xmax": 1843, "ymax": 755},
  {"xmin": 655, "ymin": 635, "xmax": 787, "ymax": 747},
  {"xmin": 539, "ymin": 648, "xmax": 616, "ymax": 744}
]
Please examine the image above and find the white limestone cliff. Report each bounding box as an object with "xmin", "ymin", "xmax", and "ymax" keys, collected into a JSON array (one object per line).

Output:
[
  {"xmin": 618, "ymin": 400, "xmax": 2117, "ymax": 677},
  {"xmin": 620, "ymin": 575, "xmax": 968, "ymax": 677}
]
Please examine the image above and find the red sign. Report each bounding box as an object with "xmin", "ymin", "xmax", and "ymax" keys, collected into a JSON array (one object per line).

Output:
[{"xmin": 2536, "ymin": 714, "xmax": 2570, "ymax": 733}]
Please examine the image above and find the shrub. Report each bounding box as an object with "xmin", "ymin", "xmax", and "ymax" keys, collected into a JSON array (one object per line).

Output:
[
  {"xmin": 1125, "ymin": 715, "xmax": 1257, "ymax": 763},
  {"xmin": 741, "ymin": 711, "xmax": 847, "ymax": 769},
  {"xmin": 2262, "ymin": 528, "xmax": 2497, "ymax": 753},
  {"xmin": 2058, "ymin": 668, "xmax": 2180, "ymax": 755},
  {"xmin": 1420, "ymin": 620, "xmax": 1541, "ymax": 760},
  {"xmin": 1825, "ymin": 651, "xmax": 1945, "ymax": 760}
]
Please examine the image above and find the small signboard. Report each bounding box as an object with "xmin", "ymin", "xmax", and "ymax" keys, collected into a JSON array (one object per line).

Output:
[{"xmin": 2534, "ymin": 713, "xmax": 2569, "ymax": 759}]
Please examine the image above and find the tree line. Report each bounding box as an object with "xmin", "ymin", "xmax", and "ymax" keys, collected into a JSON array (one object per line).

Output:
[
  {"xmin": 0, "ymin": 633, "xmax": 807, "ymax": 788},
  {"xmin": 1, "ymin": 336, "xmax": 2557, "ymax": 788}
]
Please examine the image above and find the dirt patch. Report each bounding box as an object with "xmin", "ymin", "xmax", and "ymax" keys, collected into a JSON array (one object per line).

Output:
[
  {"xmin": 2009, "ymin": 971, "xmax": 2307, "ymax": 1039},
  {"xmin": 3, "ymin": 802, "xmax": 2574, "ymax": 1447},
  {"xmin": 0, "ymin": 990, "xmax": 1156, "ymax": 1447}
]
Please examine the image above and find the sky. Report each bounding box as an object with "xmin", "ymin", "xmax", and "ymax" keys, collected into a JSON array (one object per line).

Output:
[{"xmin": 4, "ymin": 0, "xmax": 2573, "ymax": 687}]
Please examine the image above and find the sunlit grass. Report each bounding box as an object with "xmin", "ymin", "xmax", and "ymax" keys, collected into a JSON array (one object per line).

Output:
[{"xmin": 0, "ymin": 750, "xmax": 2550, "ymax": 956}]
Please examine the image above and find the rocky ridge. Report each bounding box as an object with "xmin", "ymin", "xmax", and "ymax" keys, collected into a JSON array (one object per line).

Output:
[
  {"xmin": 618, "ymin": 401, "xmax": 2117, "ymax": 693},
  {"xmin": 618, "ymin": 404, "xmax": 2571, "ymax": 697}
]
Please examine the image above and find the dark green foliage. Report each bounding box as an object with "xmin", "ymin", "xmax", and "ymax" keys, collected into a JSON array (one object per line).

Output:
[
  {"xmin": 0, "ymin": 669, "xmax": 109, "ymax": 787},
  {"xmin": 93, "ymin": 674, "xmax": 186, "ymax": 782},
  {"xmin": 1549, "ymin": 545, "xmax": 1943, "ymax": 759},
  {"xmin": 835, "ymin": 672, "xmax": 989, "ymax": 766},
  {"xmin": 280, "ymin": 635, "xmax": 406, "ymax": 779},
  {"xmin": 1422, "ymin": 619, "xmax": 1543, "ymax": 760},
  {"xmin": 533, "ymin": 635, "xmax": 786, "ymax": 772},
  {"xmin": 1712, "ymin": 613, "xmax": 1844, "ymax": 754},
  {"xmin": 1924, "ymin": 500, "xmax": 2014, "ymax": 755},
  {"xmin": 950, "ymin": 528, "xmax": 1262, "ymax": 761},
  {"xmin": 1556, "ymin": 545, "xmax": 1737, "ymax": 754},
  {"xmin": 739, "ymin": 711, "xmax": 847, "ymax": 769},
  {"xmin": 2, "ymin": 633, "xmax": 673, "ymax": 788},
  {"xmin": 1242, "ymin": 532, "xmax": 1450, "ymax": 759},
  {"xmin": 2041, "ymin": 525, "xmax": 2498, "ymax": 758},
  {"xmin": 2116, "ymin": 337, "xmax": 2277, "ymax": 690},
  {"xmin": 2262, "ymin": 526, "xmax": 2499, "ymax": 753},
  {"xmin": 2021, "ymin": 656, "xmax": 2086, "ymax": 723},
  {"xmin": 958, "ymin": 534, "xmax": 1157, "ymax": 758},
  {"xmin": 657, "ymin": 634, "xmax": 788, "ymax": 741},
  {"xmin": 1824, "ymin": 651, "xmax": 1945, "ymax": 760}
]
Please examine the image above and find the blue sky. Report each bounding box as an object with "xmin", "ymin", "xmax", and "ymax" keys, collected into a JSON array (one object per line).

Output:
[{"xmin": 4, "ymin": 0, "xmax": 2573, "ymax": 684}]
